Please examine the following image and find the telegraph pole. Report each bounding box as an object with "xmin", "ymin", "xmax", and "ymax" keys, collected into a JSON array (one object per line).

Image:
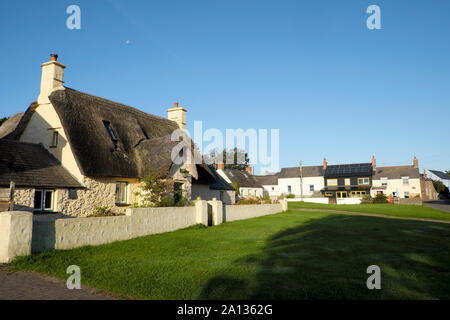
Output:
[{"xmin": 300, "ymin": 160, "xmax": 303, "ymax": 201}]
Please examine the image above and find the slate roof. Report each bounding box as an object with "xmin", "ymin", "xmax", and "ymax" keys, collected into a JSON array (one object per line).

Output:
[
  {"xmin": 253, "ymin": 175, "xmax": 278, "ymax": 185},
  {"xmin": 205, "ymin": 165, "xmax": 235, "ymax": 191},
  {"xmin": 0, "ymin": 139, "xmax": 82, "ymax": 188},
  {"xmin": 221, "ymin": 169, "xmax": 262, "ymax": 188},
  {"xmin": 278, "ymin": 166, "xmax": 324, "ymax": 178},
  {"xmin": 428, "ymin": 170, "xmax": 450, "ymax": 180},
  {"xmin": 325, "ymin": 163, "xmax": 373, "ymax": 178},
  {"xmin": 374, "ymin": 166, "xmax": 420, "ymax": 179}
]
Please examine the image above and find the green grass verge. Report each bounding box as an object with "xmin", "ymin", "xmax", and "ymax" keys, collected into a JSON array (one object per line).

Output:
[
  {"xmin": 12, "ymin": 210, "xmax": 450, "ymax": 299},
  {"xmin": 289, "ymin": 202, "xmax": 450, "ymax": 221}
]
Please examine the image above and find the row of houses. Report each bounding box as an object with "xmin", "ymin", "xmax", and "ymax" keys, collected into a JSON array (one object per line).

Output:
[{"xmin": 218, "ymin": 156, "xmax": 440, "ymax": 202}]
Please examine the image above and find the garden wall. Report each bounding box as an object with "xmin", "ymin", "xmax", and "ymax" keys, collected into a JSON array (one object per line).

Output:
[{"xmin": 1, "ymin": 200, "xmax": 287, "ymax": 259}]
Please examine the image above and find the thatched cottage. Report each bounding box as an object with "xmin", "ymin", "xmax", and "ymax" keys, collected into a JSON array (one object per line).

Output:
[{"xmin": 0, "ymin": 54, "xmax": 235, "ymax": 216}]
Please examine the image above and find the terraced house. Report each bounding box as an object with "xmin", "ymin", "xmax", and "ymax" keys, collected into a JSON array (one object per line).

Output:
[{"xmin": 0, "ymin": 54, "xmax": 234, "ymax": 216}]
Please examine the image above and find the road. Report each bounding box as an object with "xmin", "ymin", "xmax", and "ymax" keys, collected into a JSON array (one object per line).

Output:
[{"xmin": 424, "ymin": 200, "xmax": 450, "ymax": 213}]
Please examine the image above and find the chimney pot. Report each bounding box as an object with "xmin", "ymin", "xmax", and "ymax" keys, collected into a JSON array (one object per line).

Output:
[
  {"xmin": 217, "ymin": 163, "xmax": 225, "ymax": 170},
  {"xmin": 372, "ymin": 155, "xmax": 376, "ymax": 168},
  {"xmin": 50, "ymin": 54, "xmax": 58, "ymax": 62},
  {"xmin": 245, "ymin": 165, "xmax": 252, "ymax": 174},
  {"xmin": 174, "ymin": 102, "xmax": 179, "ymax": 108},
  {"xmin": 323, "ymin": 158, "xmax": 327, "ymax": 170}
]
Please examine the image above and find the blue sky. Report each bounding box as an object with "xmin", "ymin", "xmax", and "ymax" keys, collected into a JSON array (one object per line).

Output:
[{"xmin": 0, "ymin": 0, "xmax": 449, "ymax": 174}]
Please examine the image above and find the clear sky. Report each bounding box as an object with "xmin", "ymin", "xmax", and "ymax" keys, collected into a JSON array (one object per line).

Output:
[{"xmin": 0, "ymin": 0, "xmax": 449, "ymax": 174}]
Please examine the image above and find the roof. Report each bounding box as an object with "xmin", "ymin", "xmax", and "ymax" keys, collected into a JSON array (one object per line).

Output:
[
  {"xmin": 325, "ymin": 163, "xmax": 373, "ymax": 178},
  {"xmin": 253, "ymin": 175, "xmax": 278, "ymax": 185},
  {"xmin": 45, "ymin": 87, "xmax": 196, "ymax": 179},
  {"xmin": 0, "ymin": 112, "xmax": 25, "ymax": 139},
  {"xmin": 428, "ymin": 170, "xmax": 450, "ymax": 180},
  {"xmin": 0, "ymin": 139, "xmax": 82, "ymax": 188},
  {"xmin": 278, "ymin": 166, "xmax": 324, "ymax": 178},
  {"xmin": 374, "ymin": 166, "xmax": 420, "ymax": 179},
  {"xmin": 221, "ymin": 169, "xmax": 262, "ymax": 188},
  {"xmin": 204, "ymin": 165, "xmax": 235, "ymax": 191}
]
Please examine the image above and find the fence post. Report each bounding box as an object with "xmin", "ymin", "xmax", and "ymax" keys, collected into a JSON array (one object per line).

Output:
[
  {"xmin": 0, "ymin": 211, "xmax": 33, "ymax": 263},
  {"xmin": 195, "ymin": 200, "xmax": 208, "ymax": 226},
  {"xmin": 208, "ymin": 199, "xmax": 223, "ymax": 225},
  {"xmin": 8, "ymin": 181, "xmax": 15, "ymax": 211},
  {"xmin": 281, "ymin": 198, "xmax": 288, "ymax": 212}
]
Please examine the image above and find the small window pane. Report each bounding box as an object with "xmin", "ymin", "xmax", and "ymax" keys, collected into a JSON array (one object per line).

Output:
[
  {"xmin": 44, "ymin": 191, "xmax": 53, "ymax": 210},
  {"xmin": 34, "ymin": 190, "xmax": 43, "ymax": 210}
]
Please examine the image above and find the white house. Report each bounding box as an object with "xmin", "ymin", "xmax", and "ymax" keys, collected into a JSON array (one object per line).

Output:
[
  {"xmin": 424, "ymin": 169, "xmax": 450, "ymax": 190},
  {"xmin": 277, "ymin": 163, "xmax": 325, "ymax": 198},
  {"xmin": 253, "ymin": 175, "xmax": 280, "ymax": 198},
  {"xmin": 216, "ymin": 165, "xmax": 264, "ymax": 198},
  {"xmin": 371, "ymin": 157, "xmax": 422, "ymax": 199}
]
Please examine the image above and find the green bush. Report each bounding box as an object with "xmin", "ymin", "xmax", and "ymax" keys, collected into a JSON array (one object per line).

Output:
[
  {"xmin": 373, "ymin": 193, "xmax": 388, "ymax": 204},
  {"xmin": 286, "ymin": 194, "xmax": 295, "ymax": 199},
  {"xmin": 264, "ymin": 199, "xmax": 272, "ymax": 204},
  {"xmin": 89, "ymin": 206, "xmax": 118, "ymax": 217},
  {"xmin": 361, "ymin": 194, "xmax": 373, "ymax": 204}
]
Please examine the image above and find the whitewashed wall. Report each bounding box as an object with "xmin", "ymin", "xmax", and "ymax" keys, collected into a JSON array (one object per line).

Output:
[
  {"xmin": 371, "ymin": 178, "xmax": 421, "ymax": 198},
  {"xmin": 277, "ymin": 177, "xmax": 324, "ymax": 197},
  {"xmin": 26, "ymin": 200, "xmax": 287, "ymax": 254}
]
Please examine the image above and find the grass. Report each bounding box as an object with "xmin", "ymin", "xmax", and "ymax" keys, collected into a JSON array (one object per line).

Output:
[
  {"xmin": 289, "ymin": 201, "xmax": 450, "ymax": 221},
  {"xmin": 12, "ymin": 209, "xmax": 450, "ymax": 300}
]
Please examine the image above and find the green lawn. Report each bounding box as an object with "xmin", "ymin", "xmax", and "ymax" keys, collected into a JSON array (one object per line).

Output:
[
  {"xmin": 289, "ymin": 201, "xmax": 450, "ymax": 221},
  {"xmin": 12, "ymin": 210, "xmax": 450, "ymax": 300}
]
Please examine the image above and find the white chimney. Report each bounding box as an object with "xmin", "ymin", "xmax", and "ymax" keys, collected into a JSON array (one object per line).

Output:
[
  {"xmin": 37, "ymin": 54, "xmax": 66, "ymax": 104},
  {"xmin": 167, "ymin": 102, "xmax": 187, "ymax": 129}
]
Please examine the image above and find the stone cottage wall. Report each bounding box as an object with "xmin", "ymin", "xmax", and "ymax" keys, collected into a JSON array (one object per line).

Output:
[{"xmin": 57, "ymin": 177, "xmax": 141, "ymax": 217}]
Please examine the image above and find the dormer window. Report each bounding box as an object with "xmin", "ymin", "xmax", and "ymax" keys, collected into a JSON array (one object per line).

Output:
[
  {"xmin": 103, "ymin": 121, "xmax": 118, "ymax": 147},
  {"xmin": 50, "ymin": 131, "xmax": 58, "ymax": 148}
]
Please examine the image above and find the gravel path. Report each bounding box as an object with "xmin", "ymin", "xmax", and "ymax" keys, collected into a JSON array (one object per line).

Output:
[{"xmin": 0, "ymin": 265, "xmax": 115, "ymax": 300}]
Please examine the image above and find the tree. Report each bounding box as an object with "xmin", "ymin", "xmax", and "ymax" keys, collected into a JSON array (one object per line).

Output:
[
  {"xmin": 204, "ymin": 148, "xmax": 250, "ymax": 171},
  {"xmin": 445, "ymin": 170, "xmax": 450, "ymax": 176},
  {"xmin": 431, "ymin": 180, "xmax": 450, "ymax": 199},
  {"xmin": 0, "ymin": 117, "xmax": 9, "ymax": 126},
  {"xmin": 134, "ymin": 168, "xmax": 189, "ymax": 207}
]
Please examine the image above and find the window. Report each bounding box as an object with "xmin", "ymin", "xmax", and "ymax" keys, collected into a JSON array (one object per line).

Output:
[
  {"xmin": 351, "ymin": 191, "xmax": 366, "ymax": 197},
  {"xmin": 337, "ymin": 191, "xmax": 347, "ymax": 198},
  {"xmin": 404, "ymin": 191, "xmax": 410, "ymax": 198},
  {"xmin": 402, "ymin": 176, "xmax": 409, "ymax": 185},
  {"xmin": 103, "ymin": 121, "xmax": 118, "ymax": 147},
  {"xmin": 380, "ymin": 177, "xmax": 388, "ymax": 186},
  {"xmin": 287, "ymin": 185, "xmax": 292, "ymax": 193},
  {"xmin": 34, "ymin": 189, "xmax": 54, "ymax": 212},
  {"xmin": 115, "ymin": 182, "xmax": 128, "ymax": 205},
  {"xmin": 358, "ymin": 177, "xmax": 370, "ymax": 185},
  {"xmin": 327, "ymin": 179, "xmax": 338, "ymax": 186},
  {"xmin": 309, "ymin": 184, "xmax": 314, "ymax": 192},
  {"xmin": 344, "ymin": 178, "xmax": 350, "ymax": 186},
  {"xmin": 50, "ymin": 131, "xmax": 58, "ymax": 148},
  {"xmin": 174, "ymin": 183, "xmax": 183, "ymax": 204},
  {"xmin": 271, "ymin": 187, "xmax": 274, "ymax": 191}
]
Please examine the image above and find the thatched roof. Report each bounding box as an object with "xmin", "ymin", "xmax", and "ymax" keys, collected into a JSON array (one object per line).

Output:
[
  {"xmin": 0, "ymin": 139, "xmax": 82, "ymax": 188},
  {"xmin": 194, "ymin": 165, "xmax": 235, "ymax": 191},
  {"xmin": 47, "ymin": 88, "xmax": 197, "ymax": 179},
  {"xmin": 0, "ymin": 112, "xmax": 23, "ymax": 139}
]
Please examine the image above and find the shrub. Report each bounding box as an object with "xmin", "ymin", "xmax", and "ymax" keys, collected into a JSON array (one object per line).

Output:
[
  {"xmin": 373, "ymin": 193, "xmax": 388, "ymax": 203},
  {"xmin": 286, "ymin": 193, "xmax": 295, "ymax": 199},
  {"xmin": 361, "ymin": 194, "xmax": 373, "ymax": 204},
  {"xmin": 231, "ymin": 182, "xmax": 240, "ymax": 196},
  {"xmin": 236, "ymin": 198, "xmax": 261, "ymax": 205},
  {"xmin": 264, "ymin": 199, "xmax": 272, "ymax": 204},
  {"xmin": 89, "ymin": 206, "xmax": 118, "ymax": 217}
]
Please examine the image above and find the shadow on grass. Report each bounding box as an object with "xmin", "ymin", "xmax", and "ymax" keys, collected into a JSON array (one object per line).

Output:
[{"xmin": 200, "ymin": 215, "xmax": 450, "ymax": 299}]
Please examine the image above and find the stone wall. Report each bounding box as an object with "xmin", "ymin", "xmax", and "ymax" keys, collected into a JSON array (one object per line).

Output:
[
  {"xmin": 13, "ymin": 188, "xmax": 35, "ymax": 211},
  {"xmin": 28, "ymin": 200, "xmax": 287, "ymax": 253},
  {"xmin": 56, "ymin": 177, "xmax": 141, "ymax": 217}
]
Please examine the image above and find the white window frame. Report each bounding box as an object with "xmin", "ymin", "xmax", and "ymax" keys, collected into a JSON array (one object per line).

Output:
[
  {"xmin": 380, "ymin": 177, "xmax": 388, "ymax": 186},
  {"xmin": 309, "ymin": 184, "xmax": 314, "ymax": 192},
  {"xmin": 327, "ymin": 179, "xmax": 338, "ymax": 186},
  {"xmin": 344, "ymin": 178, "xmax": 350, "ymax": 186},
  {"xmin": 115, "ymin": 182, "xmax": 128, "ymax": 205},
  {"xmin": 50, "ymin": 131, "xmax": 59, "ymax": 148},
  {"xmin": 34, "ymin": 189, "xmax": 55, "ymax": 212},
  {"xmin": 402, "ymin": 176, "xmax": 409, "ymax": 185}
]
